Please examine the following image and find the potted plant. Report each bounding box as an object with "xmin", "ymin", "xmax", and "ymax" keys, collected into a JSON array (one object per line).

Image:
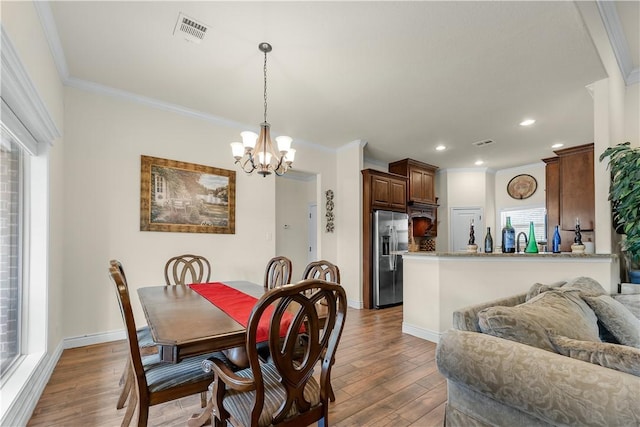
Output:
[{"xmin": 599, "ymin": 142, "xmax": 640, "ymax": 283}]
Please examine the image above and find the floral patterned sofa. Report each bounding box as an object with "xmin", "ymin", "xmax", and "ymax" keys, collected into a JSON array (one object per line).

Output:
[{"xmin": 436, "ymin": 278, "xmax": 640, "ymax": 426}]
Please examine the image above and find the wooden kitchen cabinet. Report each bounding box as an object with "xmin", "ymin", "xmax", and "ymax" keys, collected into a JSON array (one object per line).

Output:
[
  {"xmin": 543, "ymin": 143, "xmax": 594, "ymax": 252},
  {"xmin": 388, "ymin": 158, "xmax": 438, "ymax": 205},
  {"xmin": 364, "ymin": 169, "xmax": 407, "ymax": 211}
]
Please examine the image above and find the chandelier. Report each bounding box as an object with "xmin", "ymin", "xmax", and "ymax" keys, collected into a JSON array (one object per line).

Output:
[{"xmin": 230, "ymin": 42, "xmax": 295, "ymax": 177}]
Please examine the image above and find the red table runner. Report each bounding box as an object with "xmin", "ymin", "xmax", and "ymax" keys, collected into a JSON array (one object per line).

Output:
[{"xmin": 189, "ymin": 282, "xmax": 292, "ymax": 343}]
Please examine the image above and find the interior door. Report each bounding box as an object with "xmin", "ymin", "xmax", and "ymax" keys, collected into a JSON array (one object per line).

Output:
[
  {"xmin": 308, "ymin": 203, "xmax": 317, "ymax": 263},
  {"xmin": 450, "ymin": 208, "xmax": 483, "ymax": 252}
]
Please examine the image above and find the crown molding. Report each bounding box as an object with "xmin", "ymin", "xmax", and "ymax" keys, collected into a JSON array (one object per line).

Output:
[
  {"xmin": 597, "ymin": 1, "xmax": 640, "ymax": 86},
  {"xmin": 33, "ymin": 1, "xmax": 69, "ymax": 80}
]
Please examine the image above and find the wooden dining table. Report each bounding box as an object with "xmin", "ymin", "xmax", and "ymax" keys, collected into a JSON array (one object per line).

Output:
[{"xmin": 137, "ymin": 280, "xmax": 264, "ymax": 363}]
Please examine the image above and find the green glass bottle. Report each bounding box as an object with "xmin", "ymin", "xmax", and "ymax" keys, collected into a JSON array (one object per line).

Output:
[{"xmin": 525, "ymin": 221, "xmax": 539, "ymax": 253}]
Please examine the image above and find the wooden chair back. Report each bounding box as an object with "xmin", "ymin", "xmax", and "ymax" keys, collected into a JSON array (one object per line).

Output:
[
  {"xmin": 207, "ymin": 279, "xmax": 347, "ymax": 426},
  {"xmin": 108, "ymin": 262, "xmax": 150, "ymax": 405},
  {"xmin": 263, "ymin": 256, "xmax": 292, "ymax": 290},
  {"xmin": 302, "ymin": 260, "xmax": 341, "ymax": 283},
  {"xmin": 164, "ymin": 254, "xmax": 211, "ymax": 285},
  {"xmin": 109, "ymin": 260, "xmax": 213, "ymax": 426}
]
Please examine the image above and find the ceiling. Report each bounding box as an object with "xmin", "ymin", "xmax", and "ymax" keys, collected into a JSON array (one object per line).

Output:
[{"xmin": 44, "ymin": 1, "xmax": 638, "ymax": 171}]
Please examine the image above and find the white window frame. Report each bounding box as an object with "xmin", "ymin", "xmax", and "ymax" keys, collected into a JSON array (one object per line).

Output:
[{"xmin": 1, "ymin": 26, "xmax": 60, "ymax": 425}]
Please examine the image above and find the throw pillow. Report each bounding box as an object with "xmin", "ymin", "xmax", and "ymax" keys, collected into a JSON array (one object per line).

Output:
[
  {"xmin": 562, "ymin": 276, "xmax": 607, "ymax": 296},
  {"xmin": 478, "ymin": 289, "xmax": 600, "ymax": 352},
  {"xmin": 525, "ymin": 281, "xmax": 567, "ymax": 301},
  {"xmin": 549, "ymin": 334, "xmax": 640, "ymax": 377},
  {"xmin": 582, "ymin": 295, "xmax": 640, "ymax": 348},
  {"xmin": 613, "ymin": 293, "xmax": 640, "ymax": 320}
]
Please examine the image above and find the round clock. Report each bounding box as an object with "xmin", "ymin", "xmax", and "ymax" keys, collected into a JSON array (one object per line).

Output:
[{"xmin": 507, "ymin": 174, "xmax": 537, "ymax": 200}]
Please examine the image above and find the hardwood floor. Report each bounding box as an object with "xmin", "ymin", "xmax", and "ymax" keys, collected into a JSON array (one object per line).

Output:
[{"xmin": 28, "ymin": 306, "xmax": 446, "ymax": 426}]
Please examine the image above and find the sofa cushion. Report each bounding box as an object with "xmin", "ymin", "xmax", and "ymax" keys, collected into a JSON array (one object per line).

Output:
[
  {"xmin": 478, "ymin": 289, "xmax": 600, "ymax": 352},
  {"xmin": 549, "ymin": 334, "xmax": 640, "ymax": 377},
  {"xmin": 561, "ymin": 276, "xmax": 607, "ymax": 296},
  {"xmin": 582, "ymin": 295, "xmax": 640, "ymax": 348}
]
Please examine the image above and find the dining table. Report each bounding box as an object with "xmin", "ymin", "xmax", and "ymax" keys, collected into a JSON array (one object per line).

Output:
[{"xmin": 137, "ymin": 280, "xmax": 264, "ymax": 364}]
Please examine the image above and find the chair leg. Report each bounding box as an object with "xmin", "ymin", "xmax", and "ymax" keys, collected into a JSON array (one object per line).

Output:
[
  {"xmin": 121, "ymin": 386, "xmax": 137, "ymax": 427},
  {"xmin": 136, "ymin": 404, "xmax": 149, "ymax": 427},
  {"xmin": 328, "ymin": 383, "xmax": 336, "ymax": 402},
  {"xmin": 200, "ymin": 391, "xmax": 207, "ymax": 408},
  {"xmin": 117, "ymin": 362, "xmax": 133, "ymax": 409}
]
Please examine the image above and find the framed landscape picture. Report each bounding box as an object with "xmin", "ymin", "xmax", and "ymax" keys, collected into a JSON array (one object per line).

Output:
[{"xmin": 140, "ymin": 155, "xmax": 236, "ymax": 234}]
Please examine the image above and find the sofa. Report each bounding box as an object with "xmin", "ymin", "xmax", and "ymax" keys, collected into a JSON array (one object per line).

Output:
[{"xmin": 436, "ymin": 277, "xmax": 640, "ymax": 427}]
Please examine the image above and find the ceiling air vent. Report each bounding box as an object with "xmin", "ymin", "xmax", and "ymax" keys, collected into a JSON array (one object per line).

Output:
[
  {"xmin": 174, "ymin": 13, "xmax": 208, "ymax": 44},
  {"xmin": 472, "ymin": 139, "xmax": 495, "ymax": 147}
]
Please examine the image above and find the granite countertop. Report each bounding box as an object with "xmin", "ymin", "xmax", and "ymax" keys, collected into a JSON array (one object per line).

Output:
[{"xmin": 403, "ymin": 251, "xmax": 617, "ymax": 259}]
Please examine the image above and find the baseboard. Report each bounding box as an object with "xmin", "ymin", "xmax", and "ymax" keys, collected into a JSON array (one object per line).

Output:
[
  {"xmin": 402, "ymin": 322, "xmax": 441, "ymax": 343},
  {"xmin": 1, "ymin": 342, "xmax": 63, "ymax": 427},
  {"xmin": 347, "ymin": 298, "xmax": 364, "ymax": 309},
  {"xmin": 63, "ymin": 329, "xmax": 125, "ymax": 349}
]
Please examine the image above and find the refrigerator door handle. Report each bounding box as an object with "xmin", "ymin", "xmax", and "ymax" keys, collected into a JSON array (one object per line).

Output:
[{"xmin": 390, "ymin": 226, "xmax": 396, "ymax": 271}]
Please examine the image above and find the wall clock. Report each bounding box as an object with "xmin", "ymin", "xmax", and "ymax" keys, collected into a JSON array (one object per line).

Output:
[{"xmin": 507, "ymin": 174, "xmax": 537, "ymax": 200}]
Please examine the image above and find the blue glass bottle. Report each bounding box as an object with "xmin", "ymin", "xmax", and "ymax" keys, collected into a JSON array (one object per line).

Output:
[
  {"xmin": 552, "ymin": 225, "xmax": 561, "ymax": 253},
  {"xmin": 502, "ymin": 217, "xmax": 515, "ymax": 253}
]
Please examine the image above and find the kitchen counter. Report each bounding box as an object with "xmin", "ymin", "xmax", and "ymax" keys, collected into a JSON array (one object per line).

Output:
[
  {"xmin": 401, "ymin": 252, "xmax": 619, "ymax": 343},
  {"xmin": 404, "ymin": 251, "xmax": 613, "ymax": 258}
]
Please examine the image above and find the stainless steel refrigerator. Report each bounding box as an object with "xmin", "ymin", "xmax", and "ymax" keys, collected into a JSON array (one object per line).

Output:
[{"xmin": 373, "ymin": 210, "xmax": 409, "ymax": 308}]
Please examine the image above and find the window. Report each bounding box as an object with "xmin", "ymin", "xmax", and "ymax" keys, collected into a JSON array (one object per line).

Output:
[
  {"xmin": 0, "ymin": 131, "xmax": 26, "ymax": 377},
  {"xmin": 500, "ymin": 206, "xmax": 547, "ymax": 244}
]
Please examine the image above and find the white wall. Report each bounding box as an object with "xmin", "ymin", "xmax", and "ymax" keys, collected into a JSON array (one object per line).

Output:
[
  {"xmin": 61, "ymin": 87, "xmax": 338, "ymax": 336},
  {"xmin": 625, "ymin": 84, "xmax": 639, "ymax": 146},
  {"xmin": 439, "ymin": 169, "xmax": 491, "ymax": 251},
  {"xmin": 336, "ymin": 140, "xmax": 366, "ymax": 308},
  {"xmin": 494, "ymin": 162, "xmax": 546, "ymax": 241}
]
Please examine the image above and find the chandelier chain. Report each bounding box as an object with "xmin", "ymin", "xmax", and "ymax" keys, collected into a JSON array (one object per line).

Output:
[{"xmin": 263, "ymin": 49, "xmax": 268, "ymax": 124}]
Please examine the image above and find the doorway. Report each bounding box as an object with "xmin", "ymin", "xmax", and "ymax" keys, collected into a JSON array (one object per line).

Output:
[{"xmin": 450, "ymin": 208, "xmax": 483, "ymax": 252}]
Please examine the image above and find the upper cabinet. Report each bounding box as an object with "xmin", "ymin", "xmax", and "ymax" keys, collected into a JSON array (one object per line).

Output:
[
  {"xmin": 362, "ymin": 169, "xmax": 407, "ymax": 212},
  {"xmin": 543, "ymin": 143, "xmax": 594, "ymax": 252},
  {"xmin": 388, "ymin": 158, "xmax": 439, "ymax": 205}
]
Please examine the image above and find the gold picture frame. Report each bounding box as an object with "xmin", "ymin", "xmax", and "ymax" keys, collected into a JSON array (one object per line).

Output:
[{"xmin": 140, "ymin": 155, "xmax": 236, "ymax": 234}]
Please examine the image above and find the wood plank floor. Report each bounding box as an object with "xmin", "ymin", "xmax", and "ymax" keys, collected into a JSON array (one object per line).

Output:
[{"xmin": 28, "ymin": 306, "xmax": 446, "ymax": 426}]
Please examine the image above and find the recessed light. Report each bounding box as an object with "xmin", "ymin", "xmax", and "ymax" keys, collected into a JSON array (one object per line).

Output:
[
  {"xmin": 435, "ymin": 144, "xmax": 446, "ymax": 151},
  {"xmin": 551, "ymin": 143, "xmax": 564, "ymax": 149},
  {"xmin": 520, "ymin": 119, "xmax": 536, "ymax": 126},
  {"xmin": 475, "ymin": 160, "xmax": 484, "ymax": 166}
]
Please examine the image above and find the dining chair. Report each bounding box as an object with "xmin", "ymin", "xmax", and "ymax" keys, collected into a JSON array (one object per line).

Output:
[
  {"xmin": 263, "ymin": 256, "xmax": 292, "ymax": 290},
  {"xmin": 302, "ymin": 260, "xmax": 341, "ymax": 283},
  {"xmin": 164, "ymin": 254, "xmax": 212, "ymax": 407},
  {"xmin": 109, "ymin": 261, "xmax": 221, "ymax": 427},
  {"xmin": 203, "ymin": 279, "xmax": 347, "ymax": 427},
  {"xmin": 164, "ymin": 254, "xmax": 211, "ymax": 286},
  {"xmin": 111, "ymin": 260, "xmax": 158, "ymax": 411},
  {"xmin": 301, "ymin": 260, "xmax": 341, "ymax": 402}
]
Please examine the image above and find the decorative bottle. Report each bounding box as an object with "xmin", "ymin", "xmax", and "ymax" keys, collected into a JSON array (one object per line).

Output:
[
  {"xmin": 552, "ymin": 225, "xmax": 561, "ymax": 253},
  {"xmin": 484, "ymin": 227, "xmax": 493, "ymax": 253},
  {"xmin": 502, "ymin": 217, "xmax": 516, "ymax": 253},
  {"xmin": 524, "ymin": 221, "xmax": 539, "ymax": 253}
]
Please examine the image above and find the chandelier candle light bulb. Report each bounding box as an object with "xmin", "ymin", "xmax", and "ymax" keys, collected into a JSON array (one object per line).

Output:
[{"xmin": 230, "ymin": 42, "xmax": 295, "ymax": 177}]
